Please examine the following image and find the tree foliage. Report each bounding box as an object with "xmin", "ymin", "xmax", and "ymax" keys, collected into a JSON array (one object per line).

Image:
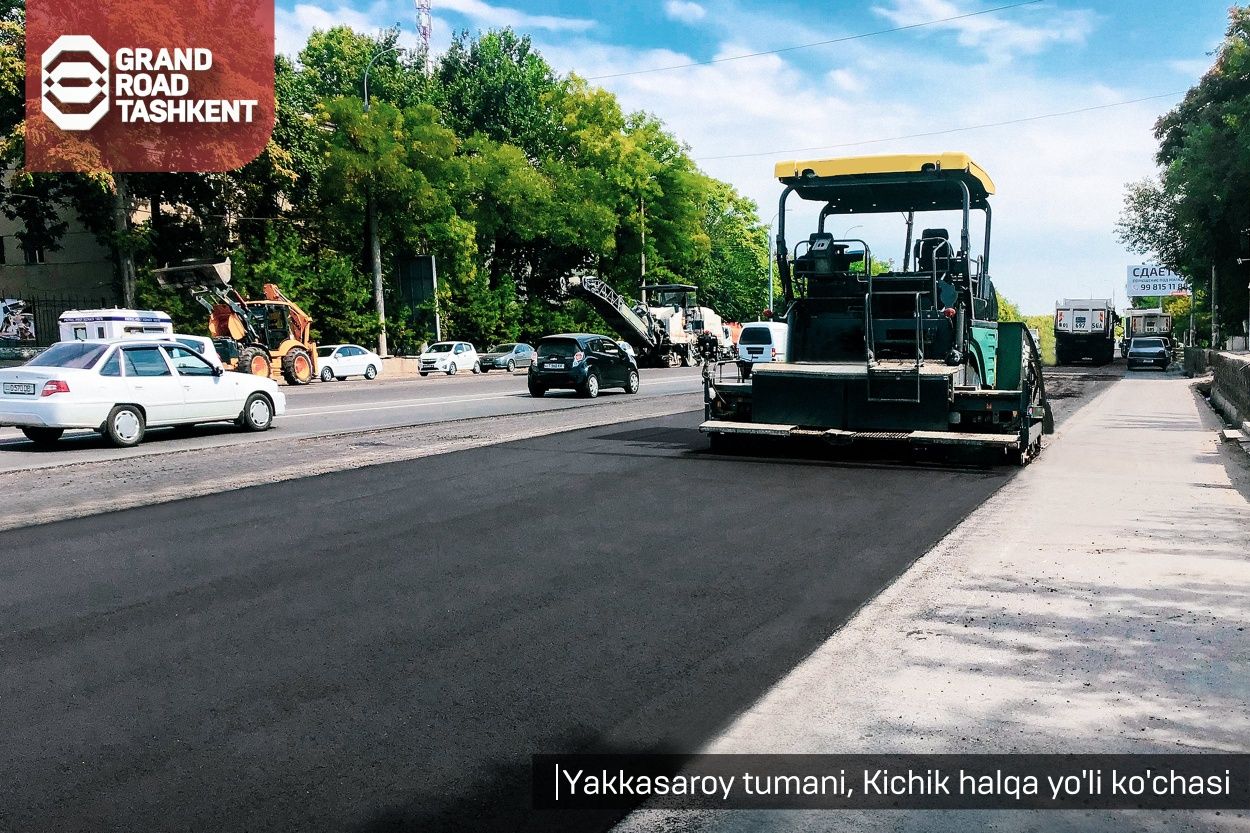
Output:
[
  {"xmin": 10, "ymin": 21, "xmax": 768, "ymax": 349},
  {"xmin": 1117, "ymin": 6, "xmax": 1250, "ymax": 343}
]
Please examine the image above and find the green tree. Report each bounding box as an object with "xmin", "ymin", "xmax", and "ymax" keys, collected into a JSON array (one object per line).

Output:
[{"xmin": 1118, "ymin": 6, "xmax": 1250, "ymax": 343}]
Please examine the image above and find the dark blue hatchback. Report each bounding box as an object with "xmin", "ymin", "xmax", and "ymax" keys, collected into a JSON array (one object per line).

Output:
[{"xmin": 528, "ymin": 333, "xmax": 640, "ymax": 398}]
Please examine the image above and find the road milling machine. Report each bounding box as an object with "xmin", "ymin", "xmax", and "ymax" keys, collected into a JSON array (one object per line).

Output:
[
  {"xmin": 154, "ymin": 258, "xmax": 318, "ymax": 385},
  {"xmin": 571, "ymin": 277, "xmax": 728, "ymax": 367},
  {"xmin": 700, "ymin": 153, "xmax": 1054, "ymax": 465}
]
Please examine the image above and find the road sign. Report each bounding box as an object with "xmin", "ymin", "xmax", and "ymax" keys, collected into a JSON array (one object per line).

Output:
[{"xmin": 1127, "ymin": 265, "xmax": 1190, "ymax": 297}]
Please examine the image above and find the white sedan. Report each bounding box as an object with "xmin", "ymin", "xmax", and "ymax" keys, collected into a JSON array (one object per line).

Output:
[
  {"xmin": 316, "ymin": 344, "xmax": 383, "ymax": 382},
  {"xmin": 0, "ymin": 339, "xmax": 286, "ymax": 448}
]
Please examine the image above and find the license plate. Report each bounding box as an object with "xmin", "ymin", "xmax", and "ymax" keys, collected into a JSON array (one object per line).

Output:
[
  {"xmin": 2, "ymin": 382, "xmax": 35, "ymax": 395},
  {"xmin": 544, "ymin": 363, "xmax": 566, "ymax": 370},
  {"xmin": 747, "ymin": 349, "xmax": 763, "ymax": 355}
]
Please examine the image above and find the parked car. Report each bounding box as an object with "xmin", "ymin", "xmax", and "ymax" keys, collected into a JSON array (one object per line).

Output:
[
  {"xmin": 529, "ymin": 333, "xmax": 639, "ymax": 398},
  {"xmin": 0, "ymin": 339, "xmax": 285, "ymax": 448},
  {"xmin": 317, "ymin": 344, "xmax": 382, "ymax": 381},
  {"xmin": 479, "ymin": 343, "xmax": 534, "ymax": 373},
  {"xmin": 1126, "ymin": 337, "xmax": 1171, "ymax": 371},
  {"xmin": 737, "ymin": 321, "xmax": 789, "ymax": 365},
  {"xmin": 419, "ymin": 341, "xmax": 479, "ymax": 376}
]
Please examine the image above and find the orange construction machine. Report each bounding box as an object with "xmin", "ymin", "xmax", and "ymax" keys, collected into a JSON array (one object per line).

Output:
[{"xmin": 154, "ymin": 258, "xmax": 318, "ymax": 385}]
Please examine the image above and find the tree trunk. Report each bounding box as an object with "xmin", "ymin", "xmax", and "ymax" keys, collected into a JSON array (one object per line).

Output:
[{"xmin": 113, "ymin": 174, "xmax": 137, "ymax": 308}]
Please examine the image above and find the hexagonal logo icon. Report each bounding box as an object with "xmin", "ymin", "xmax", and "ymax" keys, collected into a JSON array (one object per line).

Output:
[{"xmin": 41, "ymin": 35, "xmax": 110, "ymax": 132}]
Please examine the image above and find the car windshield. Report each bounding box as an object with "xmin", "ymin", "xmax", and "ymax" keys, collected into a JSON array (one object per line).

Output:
[
  {"xmin": 26, "ymin": 342, "xmax": 108, "ymax": 368},
  {"xmin": 317, "ymin": 347, "xmax": 337, "ymax": 358},
  {"xmin": 538, "ymin": 339, "xmax": 579, "ymax": 359},
  {"xmin": 175, "ymin": 338, "xmax": 205, "ymax": 354},
  {"xmin": 1132, "ymin": 339, "xmax": 1166, "ymax": 349},
  {"xmin": 740, "ymin": 327, "xmax": 773, "ymax": 345},
  {"xmin": 487, "ymin": 344, "xmax": 515, "ymax": 353},
  {"xmin": 426, "ymin": 343, "xmax": 454, "ymax": 353}
]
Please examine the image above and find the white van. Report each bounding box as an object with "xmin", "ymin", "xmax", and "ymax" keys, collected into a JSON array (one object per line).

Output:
[{"xmin": 737, "ymin": 321, "xmax": 788, "ymax": 365}]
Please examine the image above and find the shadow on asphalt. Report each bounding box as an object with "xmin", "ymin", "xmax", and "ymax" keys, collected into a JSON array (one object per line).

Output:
[
  {"xmin": 589, "ymin": 427, "xmax": 1011, "ymax": 474},
  {"xmin": 0, "ymin": 423, "xmax": 246, "ymax": 453}
]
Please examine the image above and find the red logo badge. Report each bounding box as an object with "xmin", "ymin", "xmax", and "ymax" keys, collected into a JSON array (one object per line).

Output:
[{"xmin": 26, "ymin": 0, "xmax": 274, "ymax": 171}]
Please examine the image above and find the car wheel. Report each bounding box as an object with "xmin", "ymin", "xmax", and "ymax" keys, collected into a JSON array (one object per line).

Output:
[
  {"xmin": 364, "ymin": 364, "xmax": 378, "ymax": 380},
  {"xmin": 506, "ymin": 359, "xmax": 515, "ymax": 373},
  {"xmin": 320, "ymin": 366, "xmax": 335, "ymax": 382},
  {"xmin": 447, "ymin": 362, "xmax": 458, "ymax": 376},
  {"xmin": 105, "ymin": 404, "xmax": 145, "ymax": 448},
  {"xmin": 420, "ymin": 371, "xmax": 429, "ymax": 377},
  {"xmin": 481, "ymin": 366, "xmax": 490, "ymax": 373},
  {"xmin": 239, "ymin": 393, "xmax": 274, "ymax": 432},
  {"xmin": 21, "ymin": 426, "xmax": 63, "ymax": 446},
  {"xmin": 625, "ymin": 369, "xmax": 640, "ymax": 394},
  {"xmin": 582, "ymin": 371, "xmax": 600, "ymax": 399},
  {"xmin": 472, "ymin": 360, "xmax": 481, "ymax": 374},
  {"xmin": 528, "ymin": 381, "xmax": 546, "ymax": 398}
]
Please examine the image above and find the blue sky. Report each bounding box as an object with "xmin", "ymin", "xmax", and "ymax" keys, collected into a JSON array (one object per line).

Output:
[{"xmin": 275, "ymin": 0, "xmax": 1232, "ymax": 313}]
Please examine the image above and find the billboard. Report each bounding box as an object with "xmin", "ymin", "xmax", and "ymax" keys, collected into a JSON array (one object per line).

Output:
[
  {"xmin": 0, "ymin": 298, "xmax": 36, "ymax": 342},
  {"xmin": 1127, "ymin": 265, "xmax": 1190, "ymax": 297}
]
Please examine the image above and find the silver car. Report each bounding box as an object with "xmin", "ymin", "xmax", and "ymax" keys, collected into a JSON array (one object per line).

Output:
[{"xmin": 479, "ymin": 343, "xmax": 534, "ymax": 373}]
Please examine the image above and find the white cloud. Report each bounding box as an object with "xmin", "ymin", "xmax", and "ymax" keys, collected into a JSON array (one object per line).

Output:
[
  {"xmin": 664, "ymin": 0, "xmax": 707, "ymax": 24},
  {"xmin": 541, "ymin": 23, "xmax": 1172, "ymax": 314},
  {"xmin": 828, "ymin": 68, "xmax": 864, "ymax": 94},
  {"xmin": 872, "ymin": 0, "xmax": 1096, "ymax": 62},
  {"xmin": 437, "ymin": 0, "xmax": 595, "ymax": 32},
  {"xmin": 1167, "ymin": 57, "xmax": 1212, "ymax": 78},
  {"xmin": 275, "ymin": 1, "xmax": 432, "ymax": 56}
]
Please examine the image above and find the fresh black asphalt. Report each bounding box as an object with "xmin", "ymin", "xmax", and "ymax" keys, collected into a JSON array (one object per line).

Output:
[{"xmin": 0, "ymin": 411, "xmax": 1011, "ymax": 832}]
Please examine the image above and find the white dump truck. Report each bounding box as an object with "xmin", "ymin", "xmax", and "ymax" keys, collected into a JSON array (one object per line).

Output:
[
  {"xmin": 1121, "ymin": 308, "xmax": 1173, "ymax": 358},
  {"xmin": 1054, "ymin": 299, "xmax": 1117, "ymax": 365}
]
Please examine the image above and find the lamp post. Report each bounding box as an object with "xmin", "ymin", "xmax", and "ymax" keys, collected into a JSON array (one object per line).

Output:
[{"xmin": 363, "ymin": 46, "xmax": 399, "ymax": 357}]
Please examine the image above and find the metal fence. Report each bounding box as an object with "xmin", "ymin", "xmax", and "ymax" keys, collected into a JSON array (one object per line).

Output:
[{"xmin": 1, "ymin": 289, "xmax": 112, "ymax": 347}]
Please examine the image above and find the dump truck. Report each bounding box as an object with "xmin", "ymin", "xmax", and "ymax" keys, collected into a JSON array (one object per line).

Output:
[
  {"xmin": 153, "ymin": 258, "xmax": 318, "ymax": 385},
  {"xmin": 571, "ymin": 277, "xmax": 729, "ymax": 367},
  {"xmin": 1121, "ymin": 307, "xmax": 1173, "ymax": 357},
  {"xmin": 1054, "ymin": 298, "xmax": 1117, "ymax": 365},
  {"xmin": 700, "ymin": 152, "xmax": 1053, "ymax": 465}
]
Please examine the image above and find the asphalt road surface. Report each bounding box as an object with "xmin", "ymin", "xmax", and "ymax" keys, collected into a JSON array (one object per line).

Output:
[
  {"xmin": 0, "ymin": 365, "xmax": 704, "ymax": 472},
  {"xmin": 1, "ymin": 409, "xmax": 1016, "ymax": 833}
]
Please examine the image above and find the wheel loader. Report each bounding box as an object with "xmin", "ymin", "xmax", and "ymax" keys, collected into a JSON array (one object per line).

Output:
[
  {"xmin": 153, "ymin": 258, "xmax": 318, "ymax": 385},
  {"xmin": 701, "ymin": 153, "xmax": 1054, "ymax": 465}
]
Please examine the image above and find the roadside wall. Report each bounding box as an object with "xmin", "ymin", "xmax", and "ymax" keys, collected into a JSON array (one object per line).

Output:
[{"xmin": 1208, "ymin": 350, "xmax": 1250, "ymax": 431}]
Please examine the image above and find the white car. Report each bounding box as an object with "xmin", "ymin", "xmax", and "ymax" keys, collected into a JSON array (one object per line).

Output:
[
  {"xmin": 165, "ymin": 334, "xmax": 223, "ymax": 369},
  {"xmin": 316, "ymin": 344, "xmax": 383, "ymax": 381},
  {"xmin": 418, "ymin": 341, "xmax": 479, "ymax": 376},
  {"xmin": 0, "ymin": 339, "xmax": 286, "ymax": 448}
]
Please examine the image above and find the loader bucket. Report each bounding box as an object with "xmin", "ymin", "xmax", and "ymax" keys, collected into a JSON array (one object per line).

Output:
[{"xmin": 153, "ymin": 258, "xmax": 232, "ymax": 291}]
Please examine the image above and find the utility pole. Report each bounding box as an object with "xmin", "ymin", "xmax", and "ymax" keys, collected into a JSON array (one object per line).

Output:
[
  {"xmin": 363, "ymin": 46, "xmax": 398, "ymax": 357},
  {"xmin": 639, "ymin": 194, "xmax": 646, "ymax": 284},
  {"xmin": 1212, "ymin": 263, "xmax": 1219, "ymax": 348},
  {"xmin": 417, "ymin": 0, "xmax": 433, "ymax": 74}
]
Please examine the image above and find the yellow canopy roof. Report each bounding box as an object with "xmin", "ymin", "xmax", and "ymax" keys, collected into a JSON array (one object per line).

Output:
[
  {"xmin": 774, "ymin": 153, "xmax": 995, "ymax": 192},
  {"xmin": 773, "ymin": 153, "xmax": 995, "ymax": 212}
]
